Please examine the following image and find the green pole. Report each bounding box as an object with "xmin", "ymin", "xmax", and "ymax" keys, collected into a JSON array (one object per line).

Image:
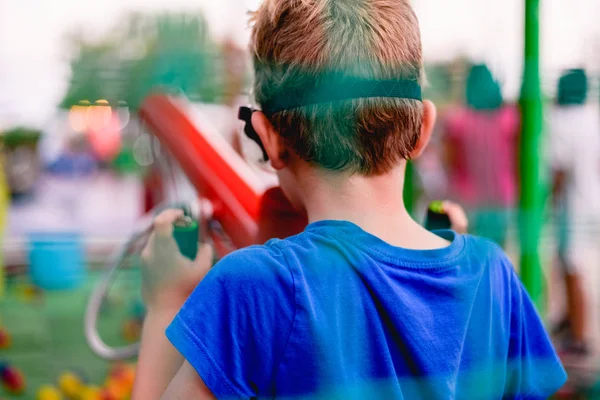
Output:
[{"xmin": 519, "ymin": 0, "xmax": 544, "ymax": 307}]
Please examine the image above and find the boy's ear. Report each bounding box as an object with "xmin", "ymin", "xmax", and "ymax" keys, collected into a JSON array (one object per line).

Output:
[
  {"xmin": 409, "ymin": 100, "xmax": 437, "ymax": 159},
  {"xmin": 251, "ymin": 111, "xmax": 287, "ymax": 170}
]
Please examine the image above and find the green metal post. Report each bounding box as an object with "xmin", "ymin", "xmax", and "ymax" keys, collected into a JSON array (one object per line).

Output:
[{"xmin": 519, "ymin": 0, "xmax": 544, "ymax": 307}]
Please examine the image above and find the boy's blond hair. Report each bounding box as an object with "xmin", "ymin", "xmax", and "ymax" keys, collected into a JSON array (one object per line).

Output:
[{"xmin": 251, "ymin": 0, "xmax": 424, "ymax": 176}]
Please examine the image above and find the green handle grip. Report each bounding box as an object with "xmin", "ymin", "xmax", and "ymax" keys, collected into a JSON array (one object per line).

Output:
[{"xmin": 173, "ymin": 219, "xmax": 199, "ymax": 261}]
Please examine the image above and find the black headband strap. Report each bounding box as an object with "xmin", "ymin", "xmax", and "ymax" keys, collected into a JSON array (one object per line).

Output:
[{"xmin": 263, "ymin": 78, "xmax": 422, "ymax": 115}]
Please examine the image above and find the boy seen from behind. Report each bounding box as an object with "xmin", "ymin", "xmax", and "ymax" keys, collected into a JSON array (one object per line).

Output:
[{"xmin": 133, "ymin": 0, "xmax": 566, "ymax": 398}]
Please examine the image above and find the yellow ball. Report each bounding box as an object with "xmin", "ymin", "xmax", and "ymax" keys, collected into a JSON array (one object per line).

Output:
[
  {"xmin": 78, "ymin": 386, "xmax": 102, "ymax": 400},
  {"xmin": 37, "ymin": 385, "xmax": 63, "ymax": 400},
  {"xmin": 58, "ymin": 372, "xmax": 82, "ymax": 399},
  {"xmin": 0, "ymin": 327, "xmax": 12, "ymax": 349}
]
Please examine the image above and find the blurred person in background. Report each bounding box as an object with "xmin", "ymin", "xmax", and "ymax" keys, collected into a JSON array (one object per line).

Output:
[
  {"xmin": 47, "ymin": 134, "xmax": 97, "ymax": 177},
  {"xmin": 549, "ymin": 68, "xmax": 600, "ymax": 358},
  {"xmin": 443, "ymin": 64, "xmax": 520, "ymax": 247}
]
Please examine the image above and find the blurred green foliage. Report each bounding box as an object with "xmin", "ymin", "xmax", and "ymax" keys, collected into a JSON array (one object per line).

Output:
[
  {"xmin": 60, "ymin": 12, "xmax": 225, "ymax": 111},
  {"xmin": 0, "ymin": 127, "xmax": 42, "ymax": 149}
]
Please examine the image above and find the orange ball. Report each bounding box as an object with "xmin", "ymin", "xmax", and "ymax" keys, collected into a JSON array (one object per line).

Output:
[
  {"xmin": 103, "ymin": 379, "xmax": 129, "ymax": 400},
  {"xmin": 109, "ymin": 363, "xmax": 135, "ymax": 386},
  {"xmin": 0, "ymin": 328, "xmax": 12, "ymax": 349},
  {"xmin": 99, "ymin": 388, "xmax": 115, "ymax": 400}
]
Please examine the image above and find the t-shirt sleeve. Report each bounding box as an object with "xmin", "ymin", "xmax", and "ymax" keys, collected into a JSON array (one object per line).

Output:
[
  {"xmin": 166, "ymin": 243, "xmax": 296, "ymax": 398},
  {"xmin": 504, "ymin": 269, "xmax": 567, "ymax": 399}
]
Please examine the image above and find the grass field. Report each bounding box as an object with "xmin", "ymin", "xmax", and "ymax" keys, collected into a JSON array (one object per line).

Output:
[{"xmin": 0, "ymin": 267, "xmax": 141, "ymax": 399}]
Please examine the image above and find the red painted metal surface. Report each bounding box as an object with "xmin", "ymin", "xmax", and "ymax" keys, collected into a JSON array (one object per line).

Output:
[{"xmin": 139, "ymin": 95, "xmax": 307, "ymax": 255}]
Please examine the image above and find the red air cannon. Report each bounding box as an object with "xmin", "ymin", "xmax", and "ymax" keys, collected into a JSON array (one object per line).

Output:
[{"xmin": 139, "ymin": 95, "xmax": 307, "ymax": 256}]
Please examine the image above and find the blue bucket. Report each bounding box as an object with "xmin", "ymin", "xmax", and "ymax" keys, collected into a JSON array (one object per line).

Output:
[{"xmin": 28, "ymin": 232, "xmax": 85, "ymax": 290}]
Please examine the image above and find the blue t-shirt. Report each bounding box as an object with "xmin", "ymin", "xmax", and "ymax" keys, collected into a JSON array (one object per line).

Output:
[{"xmin": 167, "ymin": 220, "xmax": 566, "ymax": 399}]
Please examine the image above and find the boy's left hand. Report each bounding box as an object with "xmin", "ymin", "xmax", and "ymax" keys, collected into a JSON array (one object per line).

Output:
[
  {"xmin": 140, "ymin": 209, "xmax": 213, "ymax": 315},
  {"xmin": 441, "ymin": 201, "xmax": 469, "ymax": 234}
]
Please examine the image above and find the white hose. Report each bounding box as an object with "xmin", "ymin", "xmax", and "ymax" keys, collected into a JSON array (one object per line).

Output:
[
  {"xmin": 84, "ymin": 201, "xmax": 202, "ymax": 360},
  {"xmin": 84, "ymin": 224, "xmax": 151, "ymax": 360}
]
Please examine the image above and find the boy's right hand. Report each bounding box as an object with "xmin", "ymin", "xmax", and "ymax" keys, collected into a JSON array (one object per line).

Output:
[{"xmin": 140, "ymin": 209, "xmax": 213, "ymax": 315}]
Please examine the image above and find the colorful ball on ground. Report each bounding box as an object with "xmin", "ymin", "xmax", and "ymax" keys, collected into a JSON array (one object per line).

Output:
[
  {"xmin": 69, "ymin": 368, "xmax": 89, "ymax": 386},
  {"xmin": 37, "ymin": 385, "xmax": 63, "ymax": 400},
  {"xmin": 109, "ymin": 364, "xmax": 135, "ymax": 389},
  {"xmin": 0, "ymin": 328, "xmax": 11, "ymax": 349},
  {"xmin": 58, "ymin": 372, "xmax": 82, "ymax": 399},
  {"xmin": 1, "ymin": 365, "xmax": 26, "ymax": 394},
  {"xmin": 99, "ymin": 388, "xmax": 113, "ymax": 400},
  {"xmin": 102, "ymin": 379, "xmax": 129, "ymax": 400},
  {"xmin": 79, "ymin": 386, "xmax": 102, "ymax": 400}
]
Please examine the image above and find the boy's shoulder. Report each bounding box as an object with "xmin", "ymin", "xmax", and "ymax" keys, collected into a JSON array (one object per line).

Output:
[
  {"xmin": 210, "ymin": 231, "xmax": 315, "ymax": 278},
  {"xmin": 204, "ymin": 242, "xmax": 295, "ymax": 304},
  {"xmin": 462, "ymin": 233, "xmax": 508, "ymax": 257},
  {"xmin": 461, "ymin": 234, "xmax": 515, "ymax": 270},
  {"xmin": 462, "ymin": 235, "xmax": 521, "ymax": 298},
  {"xmin": 217, "ymin": 229, "xmax": 513, "ymax": 275},
  {"xmin": 212, "ymin": 240, "xmax": 291, "ymax": 280}
]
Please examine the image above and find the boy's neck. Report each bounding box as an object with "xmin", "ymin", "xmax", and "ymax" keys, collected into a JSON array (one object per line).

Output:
[{"xmin": 298, "ymin": 163, "xmax": 450, "ymax": 250}]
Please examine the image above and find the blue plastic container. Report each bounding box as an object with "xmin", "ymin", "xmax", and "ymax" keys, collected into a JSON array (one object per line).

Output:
[{"xmin": 28, "ymin": 232, "xmax": 85, "ymax": 290}]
